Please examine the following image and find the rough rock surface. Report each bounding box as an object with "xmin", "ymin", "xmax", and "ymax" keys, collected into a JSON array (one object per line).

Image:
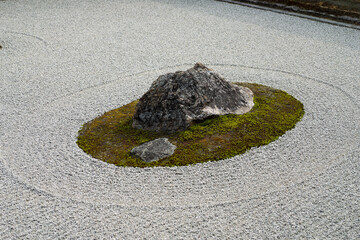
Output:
[
  {"xmin": 133, "ymin": 63, "xmax": 254, "ymax": 133},
  {"xmin": 130, "ymin": 138, "xmax": 176, "ymax": 162}
]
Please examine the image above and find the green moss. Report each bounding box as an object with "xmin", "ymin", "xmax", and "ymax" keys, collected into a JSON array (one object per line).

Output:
[{"xmin": 77, "ymin": 83, "xmax": 304, "ymax": 167}]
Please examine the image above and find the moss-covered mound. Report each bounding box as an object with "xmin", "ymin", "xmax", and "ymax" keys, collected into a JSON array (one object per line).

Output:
[{"xmin": 77, "ymin": 83, "xmax": 304, "ymax": 167}]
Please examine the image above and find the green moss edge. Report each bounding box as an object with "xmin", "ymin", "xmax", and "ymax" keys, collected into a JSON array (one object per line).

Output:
[{"xmin": 77, "ymin": 82, "xmax": 304, "ymax": 168}]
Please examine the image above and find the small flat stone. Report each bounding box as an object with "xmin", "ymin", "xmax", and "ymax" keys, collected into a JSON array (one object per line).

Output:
[{"xmin": 130, "ymin": 138, "xmax": 176, "ymax": 163}]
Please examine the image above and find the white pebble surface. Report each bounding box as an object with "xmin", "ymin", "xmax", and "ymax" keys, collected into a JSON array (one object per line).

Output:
[{"xmin": 1, "ymin": 0, "xmax": 359, "ymax": 239}]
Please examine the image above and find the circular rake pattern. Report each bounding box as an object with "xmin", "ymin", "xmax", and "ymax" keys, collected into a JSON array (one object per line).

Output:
[
  {"xmin": 0, "ymin": 30, "xmax": 49, "ymax": 65},
  {"xmin": 1, "ymin": 64, "xmax": 359, "ymax": 209}
]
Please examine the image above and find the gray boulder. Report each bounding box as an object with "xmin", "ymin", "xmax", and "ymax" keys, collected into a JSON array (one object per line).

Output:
[
  {"xmin": 130, "ymin": 138, "xmax": 176, "ymax": 163},
  {"xmin": 133, "ymin": 63, "xmax": 254, "ymax": 133}
]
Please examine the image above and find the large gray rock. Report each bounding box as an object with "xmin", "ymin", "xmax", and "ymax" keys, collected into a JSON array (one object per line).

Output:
[
  {"xmin": 133, "ymin": 63, "xmax": 254, "ymax": 133},
  {"xmin": 130, "ymin": 138, "xmax": 176, "ymax": 163}
]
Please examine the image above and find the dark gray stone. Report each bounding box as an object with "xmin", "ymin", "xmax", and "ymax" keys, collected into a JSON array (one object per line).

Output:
[
  {"xmin": 130, "ymin": 138, "xmax": 176, "ymax": 163},
  {"xmin": 133, "ymin": 63, "xmax": 254, "ymax": 133}
]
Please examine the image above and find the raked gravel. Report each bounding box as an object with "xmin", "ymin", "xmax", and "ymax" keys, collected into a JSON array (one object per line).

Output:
[{"xmin": 1, "ymin": 0, "xmax": 359, "ymax": 239}]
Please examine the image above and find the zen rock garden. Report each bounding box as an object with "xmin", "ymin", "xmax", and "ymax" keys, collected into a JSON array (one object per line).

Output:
[{"xmin": 77, "ymin": 63, "xmax": 304, "ymax": 167}]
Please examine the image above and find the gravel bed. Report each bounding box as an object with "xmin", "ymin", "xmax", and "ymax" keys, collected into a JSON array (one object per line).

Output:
[{"xmin": 1, "ymin": 0, "xmax": 359, "ymax": 239}]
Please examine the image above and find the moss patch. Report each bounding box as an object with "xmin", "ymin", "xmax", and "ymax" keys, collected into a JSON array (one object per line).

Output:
[{"xmin": 77, "ymin": 83, "xmax": 304, "ymax": 167}]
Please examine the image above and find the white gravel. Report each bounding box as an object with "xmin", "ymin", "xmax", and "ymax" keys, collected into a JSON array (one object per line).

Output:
[{"xmin": 1, "ymin": 0, "xmax": 359, "ymax": 239}]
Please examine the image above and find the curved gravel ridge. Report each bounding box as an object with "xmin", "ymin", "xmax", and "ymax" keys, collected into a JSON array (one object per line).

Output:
[
  {"xmin": 2, "ymin": 64, "xmax": 359, "ymax": 209},
  {"xmin": 1, "ymin": 0, "xmax": 359, "ymax": 238}
]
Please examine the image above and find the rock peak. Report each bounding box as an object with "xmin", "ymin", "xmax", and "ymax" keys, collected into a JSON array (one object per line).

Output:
[{"xmin": 193, "ymin": 62, "xmax": 208, "ymax": 70}]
